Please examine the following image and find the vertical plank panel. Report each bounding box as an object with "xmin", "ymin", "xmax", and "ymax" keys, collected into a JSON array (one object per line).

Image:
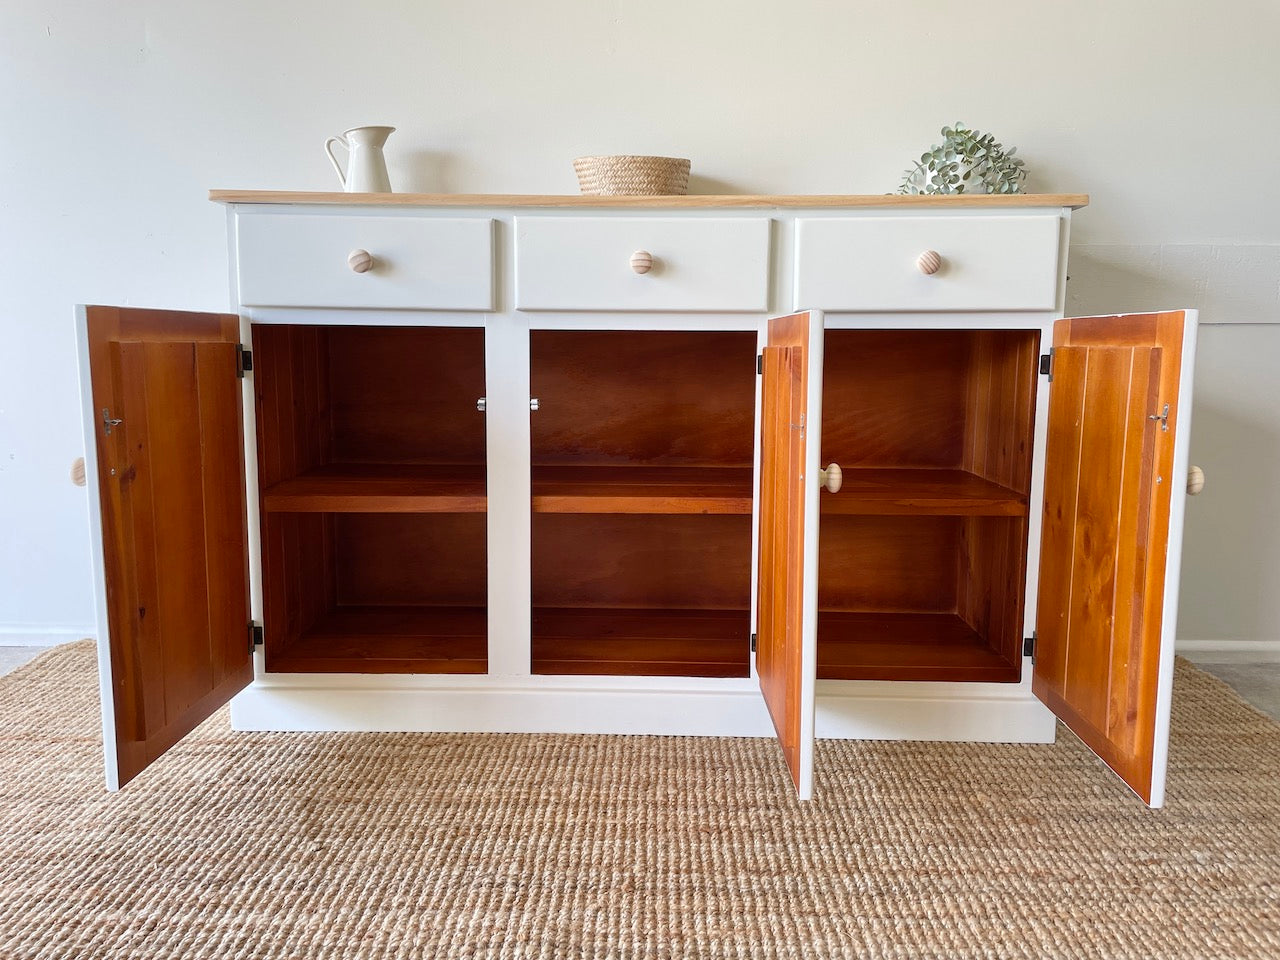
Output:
[
  {"xmin": 195, "ymin": 342, "xmax": 251, "ymax": 685},
  {"xmin": 1062, "ymin": 347, "xmax": 1132, "ymax": 726},
  {"xmin": 1036, "ymin": 346, "xmax": 1088, "ymax": 696},
  {"xmin": 142, "ymin": 342, "xmax": 215, "ymax": 720},
  {"xmin": 114, "ymin": 343, "xmax": 165, "ymax": 742},
  {"xmin": 116, "ymin": 343, "xmax": 168, "ymax": 737},
  {"xmin": 1107, "ymin": 349, "xmax": 1161, "ymax": 747}
]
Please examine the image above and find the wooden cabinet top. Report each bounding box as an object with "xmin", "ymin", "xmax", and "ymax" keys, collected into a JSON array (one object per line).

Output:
[{"xmin": 209, "ymin": 190, "xmax": 1089, "ymax": 209}]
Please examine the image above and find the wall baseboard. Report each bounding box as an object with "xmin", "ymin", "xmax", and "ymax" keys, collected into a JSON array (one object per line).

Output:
[
  {"xmin": 0, "ymin": 628, "xmax": 92, "ymax": 648},
  {"xmin": 1176, "ymin": 639, "xmax": 1280, "ymax": 663}
]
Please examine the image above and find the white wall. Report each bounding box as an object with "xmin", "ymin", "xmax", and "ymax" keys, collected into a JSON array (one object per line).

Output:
[{"xmin": 1, "ymin": 1, "xmax": 1277, "ymax": 652}]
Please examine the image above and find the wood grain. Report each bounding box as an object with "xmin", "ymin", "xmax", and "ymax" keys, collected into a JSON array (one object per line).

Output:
[
  {"xmin": 85, "ymin": 306, "xmax": 252, "ymax": 787},
  {"xmin": 210, "ymin": 190, "xmax": 1090, "ymax": 209},
  {"xmin": 532, "ymin": 608, "xmax": 749, "ymax": 677},
  {"xmin": 270, "ymin": 606, "xmax": 487, "ymax": 674},
  {"xmin": 530, "ymin": 330, "xmax": 756, "ymax": 468},
  {"xmin": 818, "ymin": 468, "xmax": 1025, "ymax": 516},
  {"xmin": 531, "ymin": 514, "xmax": 751, "ymax": 611},
  {"xmin": 1034, "ymin": 310, "xmax": 1187, "ymax": 803},
  {"xmin": 756, "ymin": 312, "xmax": 810, "ymax": 791},
  {"xmin": 263, "ymin": 463, "xmax": 487, "ymax": 513},
  {"xmin": 817, "ymin": 516, "xmax": 960, "ymax": 613},
  {"xmin": 531, "ymin": 465, "xmax": 753, "ymax": 514},
  {"xmin": 817, "ymin": 611, "xmax": 1019, "ymax": 682}
]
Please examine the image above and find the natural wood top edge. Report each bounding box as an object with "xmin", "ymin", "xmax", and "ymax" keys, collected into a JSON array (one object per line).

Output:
[{"xmin": 209, "ymin": 190, "xmax": 1089, "ymax": 209}]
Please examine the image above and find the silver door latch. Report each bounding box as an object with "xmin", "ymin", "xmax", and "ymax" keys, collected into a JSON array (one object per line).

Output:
[
  {"xmin": 1148, "ymin": 403, "xmax": 1169, "ymax": 432},
  {"xmin": 102, "ymin": 408, "xmax": 123, "ymax": 435}
]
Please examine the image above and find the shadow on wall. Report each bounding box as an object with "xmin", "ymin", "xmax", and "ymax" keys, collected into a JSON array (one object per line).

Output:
[
  {"xmin": 1067, "ymin": 243, "xmax": 1280, "ymax": 645},
  {"xmin": 1175, "ymin": 391, "xmax": 1280, "ymax": 643}
]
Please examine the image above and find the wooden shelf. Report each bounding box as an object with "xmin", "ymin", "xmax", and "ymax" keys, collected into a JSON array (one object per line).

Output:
[
  {"xmin": 821, "ymin": 468, "xmax": 1026, "ymax": 517},
  {"xmin": 532, "ymin": 465, "xmax": 753, "ymax": 515},
  {"xmin": 262, "ymin": 464, "xmax": 486, "ymax": 513},
  {"xmin": 817, "ymin": 611, "xmax": 1019, "ymax": 682},
  {"xmin": 532, "ymin": 607, "xmax": 751, "ymax": 677},
  {"xmin": 267, "ymin": 605, "xmax": 487, "ymax": 674}
]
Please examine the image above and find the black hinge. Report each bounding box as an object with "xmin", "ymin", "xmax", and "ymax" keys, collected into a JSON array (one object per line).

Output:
[
  {"xmin": 756, "ymin": 354, "xmax": 763, "ymax": 375},
  {"xmin": 237, "ymin": 345, "xmax": 254, "ymax": 378},
  {"xmin": 249, "ymin": 622, "xmax": 263, "ymax": 653},
  {"xmin": 1023, "ymin": 633, "xmax": 1036, "ymax": 658},
  {"xmin": 750, "ymin": 632, "xmax": 758, "ymax": 653},
  {"xmin": 1039, "ymin": 350, "xmax": 1053, "ymax": 381}
]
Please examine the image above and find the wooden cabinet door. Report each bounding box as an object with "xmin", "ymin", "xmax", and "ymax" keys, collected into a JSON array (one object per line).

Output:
[
  {"xmin": 755, "ymin": 311, "xmax": 823, "ymax": 799},
  {"xmin": 78, "ymin": 306, "xmax": 254, "ymax": 789},
  {"xmin": 1034, "ymin": 310, "xmax": 1198, "ymax": 806}
]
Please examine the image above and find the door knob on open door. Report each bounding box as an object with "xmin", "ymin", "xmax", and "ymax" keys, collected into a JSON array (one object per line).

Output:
[
  {"xmin": 1187, "ymin": 465, "xmax": 1205, "ymax": 495},
  {"xmin": 819, "ymin": 462, "xmax": 842, "ymax": 493}
]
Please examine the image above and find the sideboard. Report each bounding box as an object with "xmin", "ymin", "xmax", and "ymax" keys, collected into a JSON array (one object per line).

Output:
[{"xmin": 77, "ymin": 192, "xmax": 1198, "ymax": 805}]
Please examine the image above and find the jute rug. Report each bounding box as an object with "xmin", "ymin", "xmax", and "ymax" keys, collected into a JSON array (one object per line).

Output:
[{"xmin": 0, "ymin": 643, "xmax": 1276, "ymax": 959}]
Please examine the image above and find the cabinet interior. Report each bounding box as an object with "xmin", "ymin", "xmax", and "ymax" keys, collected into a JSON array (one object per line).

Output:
[
  {"xmin": 529, "ymin": 330, "xmax": 758, "ymax": 677},
  {"xmin": 253, "ymin": 324, "xmax": 487, "ymax": 673},
  {"xmin": 818, "ymin": 329, "xmax": 1039, "ymax": 681}
]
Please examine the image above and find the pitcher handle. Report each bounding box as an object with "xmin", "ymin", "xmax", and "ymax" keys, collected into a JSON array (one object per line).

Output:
[{"xmin": 324, "ymin": 136, "xmax": 348, "ymax": 188}]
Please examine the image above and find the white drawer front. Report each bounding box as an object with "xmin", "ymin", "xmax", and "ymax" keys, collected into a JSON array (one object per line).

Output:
[
  {"xmin": 236, "ymin": 215, "xmax": 494, "ymax": 309},
  {"xmin": 515, "ymin": 217, "xmax": 771, "ymax": 312},
  {"xmin": 795, "ymin": 215, "xmax": 1062, "ymax": 312}
]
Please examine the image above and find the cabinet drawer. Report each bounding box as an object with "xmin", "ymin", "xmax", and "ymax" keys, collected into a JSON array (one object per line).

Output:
[
  {"xmin": 795, "ymin": 215, "xmax": 1061, "ymax": 312},
  {"xmin": 236, "ymin": 214, "xmax": 494, "ymax": 310},
  {"xmin": 515, "ymin": 217, "xmax": 771, "ymax": 312}
]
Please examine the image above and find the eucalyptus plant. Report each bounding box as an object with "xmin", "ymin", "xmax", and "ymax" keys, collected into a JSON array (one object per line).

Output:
[{"xmin": 898, "ymin": 123, "xmax": 1027, "ymax": 195}]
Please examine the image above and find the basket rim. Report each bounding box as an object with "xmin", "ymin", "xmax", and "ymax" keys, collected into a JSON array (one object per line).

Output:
[{"xmin": 573, "ymin": 155, "xmax": 691, "ymax": 164}]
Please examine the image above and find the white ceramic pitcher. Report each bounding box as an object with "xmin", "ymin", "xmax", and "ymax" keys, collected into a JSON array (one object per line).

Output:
[{"xmin": 325, "ymin": 125, "xmax": 395, "ymax": 193}]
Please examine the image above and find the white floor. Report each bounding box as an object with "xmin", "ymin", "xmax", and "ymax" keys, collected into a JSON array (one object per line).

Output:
[{"xmin": 2, "ymin": 644, "xmax": 1278, "ymax": 722}]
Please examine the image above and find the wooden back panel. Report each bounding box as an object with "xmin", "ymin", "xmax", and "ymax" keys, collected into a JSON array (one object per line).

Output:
[
  {"xmin": 822, "ymin": 329, "xmax": 1037, "ymax": 490},
  {"xmin": 530, "ymin": 330, "xmax": 756, "ymax": 466},
  {"xmin": 1035, "ymin": 311, "xmax": 1188, "ymax": 803},
  {"xmin": 85, "ymin": 307, "xmax": 252, "ymax": 787},
  {"xmin": 252, "ymin": 324, "xmax": 486, "ymax": 473}
]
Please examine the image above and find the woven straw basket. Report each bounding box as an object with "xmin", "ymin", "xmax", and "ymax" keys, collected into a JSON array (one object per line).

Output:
[{"xmin": 573, "ymin": 155, "xmax": 691, "ymax": 196}]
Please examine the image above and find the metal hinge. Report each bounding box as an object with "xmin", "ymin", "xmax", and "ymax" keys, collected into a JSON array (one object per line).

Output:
[
  {"xmin": 1023, "ymin": 632, "xmax": 1036, "ymax": 659},
  {"xmin": 249, "ymin": 622, "xmax": 263, "ymax": 653},
  {"xmin": 750, "ymin": 632, "xmax": 757, "ymax": 653},
  {"xmin": 237, "ymin": 345, "xmax": 253, "ymax": 378},
  {"xmin": 1040, "ymin": 351, "xmax": 1053, "ymax": 380},
  {"xmin": 757, "ymin": 354, "xmax": 763, "ymax": 375}
]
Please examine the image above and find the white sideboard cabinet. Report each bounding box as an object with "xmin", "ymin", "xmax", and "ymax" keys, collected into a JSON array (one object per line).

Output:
[{"xmin": 77, "ymin": 191, "xmax": 1198, "ymax": 805}]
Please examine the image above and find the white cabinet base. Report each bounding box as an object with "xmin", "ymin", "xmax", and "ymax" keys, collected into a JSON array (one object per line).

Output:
[{"xmin": 229, "ymin": 671, "xmax": 1056, "ymax": 744}]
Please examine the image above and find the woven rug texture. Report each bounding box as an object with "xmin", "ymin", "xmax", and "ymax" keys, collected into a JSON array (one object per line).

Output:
[{"xmin": 0, "ymin": 641, "xmax": 1276, "ymax": 959}]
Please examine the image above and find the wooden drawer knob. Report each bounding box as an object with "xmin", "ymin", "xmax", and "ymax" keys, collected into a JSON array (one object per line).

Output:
[
  {"xmin": 916, "ymin": 250, "xmax": 942, "ymax": 275},
  {"xmin": 1187, "ymin": 464, "xmax": 1205, "ymax": 495},
  {"xmin": 819, "ymin": 462, "xmax": 842, "ymax": 493},
  {"xmin": 348, "ymin": 249, "xmax": 376, "ymax": 273},
  {"xmin": 70, "ymin": 457, "xmax": 86, "ymax": 487},
  {"xmin": 630, "ymin": 250, "xmax": 654, "ymax": 274}
]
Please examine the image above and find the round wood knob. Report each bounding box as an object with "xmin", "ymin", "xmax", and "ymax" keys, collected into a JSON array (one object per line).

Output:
[
  {"xmin": 348, "ymin": 249, "xmax": 376, "ymax": 273},
  {"xmin": 819, "ymin": 462, "xmax": 843, "ymax": 493},
  {"xmin": 70, "ymin": 457, "xmax": 86, "ymax": 487},
  {"xmin": 916, "ymin": 250, "xmax": 942, "ymax": 275},
  {"xmin": 1187, "ymin": 464, "xmax": 1205, "ymax": 495},
  {"xmin": 630, "ymin": 250, "xmax": 654, "ymax": 274}
]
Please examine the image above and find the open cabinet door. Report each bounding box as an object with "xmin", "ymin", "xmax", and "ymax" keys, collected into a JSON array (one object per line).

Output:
[
  {"xmin": 756, "ymin": 311, "xmax": 823, "ymax": 799},
  {"xmin": 78, "ymin": 306, "xmax": 253, "ymax": 789},
  {"xmin": 1034, "ymin": 310, "xmax": 1197, "ymax": 806}
]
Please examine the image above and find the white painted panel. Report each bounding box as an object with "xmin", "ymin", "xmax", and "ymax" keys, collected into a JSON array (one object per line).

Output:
[
  {"xmin": 795, "ymin": 215, "xmax": 1061, "ymax": 312},
  {"xmin": 796, "ymin": 310, "xmax": 824, "ymax": 800},
  {"xmin": 74, "ymin": 306, "xmax": 121, "ymax": 791},
  {"xmin": 236, "ymin": 215, "xmax": 494, "ymax": 309},
  {"xmin": 515, "ymin": 217, "xmax": 771, "ymax": 312},
  {"xmin": 1148, "ymin": 309, "xmax": 1199, "ymax": 808}
]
